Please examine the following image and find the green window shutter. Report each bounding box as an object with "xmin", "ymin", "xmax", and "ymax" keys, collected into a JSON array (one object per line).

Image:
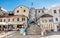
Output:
[
  {"xmin": 17, "ymin": 18, "xmax": 19, "ymax": 21},
  {"xmin": 22, "ymin": 18, "xmax": 25, "ymax": 21},
  {"xmin": 8, "ymin": 19, "xmax": 10, "ymax": 22},
  {"xmin": 55, "ymin": 18, "xmax": 58, "ymax": 21},
  {"xmin": 54, "ymin": 10, "xmax": 57, "ymax": 13},
  {"xmin": 0, "ymin": 19, "xmax": 2, "ymax": 22},
  {"xmin": 4, "ymin": 19, "xmax": 6, "ymax": 22},
  {"xmin": 12, "ymin": 19, "xmax": 14, "ymax": 22},
  {"xmin": 45, "ymin": 20, "xmax": 47, "ymax": 23}
]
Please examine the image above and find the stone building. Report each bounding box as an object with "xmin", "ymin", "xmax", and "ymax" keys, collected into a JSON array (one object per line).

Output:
[
  {"xmin": 37, "ymin": 14, "xmax": 54, "ymax": 35},
  {"xmin": 38, "ymin": 14, "xmax": 53, "ymax": 31},
  {"xmin": 0, "ymin": 7, "xmax": 8, "ymax": 16},
  {"xmin": 13, "ymin": 6, "xmax": 29, "ymax": 17},
  {"xmin": 0, "ymin": 5, "xmax": 29, "ymax": 31},
  {"xmin": 36, "ymin": 7, "xmax": 47, "ymax": 21},
  {"xmin": 0, "ymin": 15, "xmax": 27, "ymax": 31},
  {"xmin": 46, "ymin": 5, "xmax": 60, "ymax": 31}
]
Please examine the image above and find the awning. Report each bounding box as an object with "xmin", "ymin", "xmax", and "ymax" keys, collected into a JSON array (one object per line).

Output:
[{"xmin": 0, "ymin": 22, "xmax": 7, "ymax": 25}]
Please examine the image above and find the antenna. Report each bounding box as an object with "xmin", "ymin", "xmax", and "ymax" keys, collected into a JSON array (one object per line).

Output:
[
  {"xmin": 31, "ymin": 2, "xmax": 33, "ymax": 7},
  {"xmin": 31, "ymin": 0, "xmax": 33, "ymax": 7}
]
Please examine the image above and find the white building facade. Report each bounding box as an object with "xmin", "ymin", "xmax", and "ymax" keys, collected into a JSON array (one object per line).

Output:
[{"xmin": 46, "ymin": 6, "xmax": 60, "ymax": 32}]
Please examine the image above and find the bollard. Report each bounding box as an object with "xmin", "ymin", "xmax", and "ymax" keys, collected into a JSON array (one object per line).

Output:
[{"xmin": 41, "ymin": 32, "xmax": 44, "ymax": 36}]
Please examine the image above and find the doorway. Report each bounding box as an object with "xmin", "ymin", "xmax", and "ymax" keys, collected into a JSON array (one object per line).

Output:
[
  {"xmin": 17, "ymin": 25, "xmax": 24, "ymax": 30},
  {"xmin": 57, "ymin": 25, "xmax": 60, "ymax": 31},
  {"xmin": 3, "ymin": 25, "xmax": 7, "ymax": 31},
  {"xmin": 0, "ymin": 26, "xmax": 2, "ymax": 31},
  {"xmin": 8, "ymin": 24, "xmax": 14, "ymax": 31}
]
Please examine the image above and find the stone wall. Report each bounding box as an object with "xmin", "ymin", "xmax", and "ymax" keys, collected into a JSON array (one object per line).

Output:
[{"xmin": 26, "ymin": 24, "xmax": 41, "ymax": 35}]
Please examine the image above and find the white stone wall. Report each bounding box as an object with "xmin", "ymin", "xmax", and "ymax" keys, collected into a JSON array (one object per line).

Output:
[
  {"xmin": 46, "ymin": 6, "xmax": 60, "ymax": 32},
  {"xmin": 14, "ymin": 6, "xmax": 29, "ymax": 17},
  {"xmin": 0, "ymin": 17, "xmax": 27, "ymax": 28},
  {"xmin": 39, "ymin": 17, "xmax": 54, "ymax": 31},
  {"xmin": 36, "ymin": 8, "xmax": 47, "ymax": 20}
]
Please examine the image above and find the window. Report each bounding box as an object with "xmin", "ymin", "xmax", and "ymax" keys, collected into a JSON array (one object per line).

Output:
[
  {"xmin": 0, "ymin": 19, "xmax": 2, "ymax": 22},
  {"xmin": 42, "ymin": 20, "xmax": 44, "ymax": 23},
  {"xmin": 8, "ymin": 19, "xmax": 10, "ymax": 22},
  {"xmin": 54, "ymin": 10, "xmax": 57, "ymax": 13},
  {"xmin": 42, "ymin": 20, "xmax": 47, "ymax": 23},
  {"xmin": 59, "ymin": 9, "xmax": 60, "ymax": 13},
  {"xmin": 45, "ymin": 20, "xmax": 47, "ymax": 23},
  {"xmin": 8, "ymin": 24, "xmax": 14, "ymax": 29},
  {"xmin": 3, "ymin": 25, "xmax": 7, "ymax": 28},
  {"xmin": 17, "ymin": 10, "xmax": 19, "ymax": 13},
  {"xmin": 4, "ymin": 19, "xmax": 6, "ymax": 22},
  {"xmin": 22, "ymin": 18, "xmax": 25, "ymax": 21},
  {"xmin": 24, "ymin": 10, "xmax": 26, "ymax": 12},
  {"xmin": 49, "ymin": 19, "xmax": 53, "ymax": 22},
  {"xmin": 38, "ymin": 11, "xmax": 40, "ymax": 13},
  {"xmin": 17, "ymin": 18, "xmax": 19, "ymax": 21},
  {"xmin": 42, "ymin": 10, "xmax": 44, "ymax": 13},
  {"xmin": 55, "ymin": 18, "xmax": 58, "ymax": 21},
  {"xmin": 3, "ymin": 13, "xmax": 5, "ymax": 15},
  {"xmin": 17, "ymin": 25, "xmax": 22, "ymax": 28},
  {"xmin": 20, "ymin": 7, "xmax": 22, "ymax": 8},
  {"xmin": 12, "ymin": 19, "xmax": 14, "ymax": 21}
]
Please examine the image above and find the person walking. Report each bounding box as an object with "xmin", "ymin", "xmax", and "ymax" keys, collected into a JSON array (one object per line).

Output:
[{"xmin": 19, "ymin": 26, "xmax": 26, "ymax": 35}]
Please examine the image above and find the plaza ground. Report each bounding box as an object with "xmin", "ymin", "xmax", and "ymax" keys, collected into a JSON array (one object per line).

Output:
[{"xmin": 3, "ymin": 31, "xmax": 60, "ymax": 38}]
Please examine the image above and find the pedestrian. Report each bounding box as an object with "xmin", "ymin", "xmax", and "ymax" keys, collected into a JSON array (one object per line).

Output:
[{"xmin": 19, "ymin": 27, "xmax": 26, "ymax": 35}]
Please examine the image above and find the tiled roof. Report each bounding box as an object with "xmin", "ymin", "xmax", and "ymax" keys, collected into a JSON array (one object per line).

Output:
[
  {"xmin": 40, "ymin": 14, "xmax": 53, "ymax": 18},
  {"xmin": 0, "ymin": 15, "xmax": 27, "ymax": 18}
]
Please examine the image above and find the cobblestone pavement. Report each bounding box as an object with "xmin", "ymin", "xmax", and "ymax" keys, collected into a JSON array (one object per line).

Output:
[
  {"xmin": 4, "ymin": 31, "xmax": 41, "ymax": 38},
  {"xmin": 41, "ymin": 35, "xmax": 60, "ymax": 38},
  {"xmin": 41, "ymin": 31, "xmax": 60, "ymax": 38},
  {"xmin": 4, "ymin": 31, "xmax": 60, "ymax": 38}
]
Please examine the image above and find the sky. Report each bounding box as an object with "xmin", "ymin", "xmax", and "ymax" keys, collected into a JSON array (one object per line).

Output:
[{"xmin": 0, "ymin": 0, "xmax": 60, "ymax": 11}]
